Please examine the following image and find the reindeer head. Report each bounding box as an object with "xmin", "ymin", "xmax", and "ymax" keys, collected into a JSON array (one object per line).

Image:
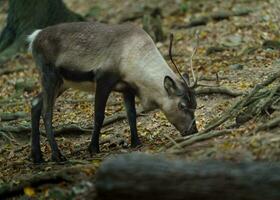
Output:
[
  {"xmin": 164, "ymin": 33, "xmax": 199, "ymax": 136},
  {"xmin": 163, "ymin": 74, "xmax": 198, "ymax": 135}
]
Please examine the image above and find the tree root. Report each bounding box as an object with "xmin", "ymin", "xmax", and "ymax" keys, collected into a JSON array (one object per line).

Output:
[
  {"xmin": 204, "ymin": 69, "xmax": 280, "ymax": 132},
  {"xmin": 0, "ymin": 66, "xmax": 25, "ymax": 76},
  {"xmin": 166, "ymin": 69, "xmax": 280, "ymax": 152},
  {"xmin": 166, "ymin": 129, "xmax": 234, "ymax": 153},
  {"xmin": 173, "ymin": 9, "xmax": 251, "ymax": 29},
  {"xmin": 0, "ymin": 35, "xmax": 25, "ymax": 65},
  {"xmin": 0, "ymin": 125, "xmax": 30, "ymax": 134},
  {"xmin": 0, "ymin": 112, "xmax": 28, "ymax": 121},
  {"xmin": 196, "ymin": 86, "xmax": 244, "ymax": 97},
  {"xmin": 199, "ymin": 75, "xmax": 229, "ymax": 81},
  {"xmin": 0, "ymin": 131, "xmax": 19, "ymax": 144},
  {"xmin": 256, "ymin": 116, "xmax": 280, "ymax": 132},
  {"xmin": 0, "ymin": 110, "xmax": 145, "ymax": 135}
]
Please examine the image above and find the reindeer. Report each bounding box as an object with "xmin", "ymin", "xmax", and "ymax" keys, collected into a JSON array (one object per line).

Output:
[{"xmin": 28, "ymin": 22, "xmax": 198, "ymax": 163}]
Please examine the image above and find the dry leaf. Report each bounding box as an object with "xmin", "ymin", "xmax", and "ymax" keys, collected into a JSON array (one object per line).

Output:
[{"xmin": 24, "ymin": 186, "xmax": 36, "ymax": 197}]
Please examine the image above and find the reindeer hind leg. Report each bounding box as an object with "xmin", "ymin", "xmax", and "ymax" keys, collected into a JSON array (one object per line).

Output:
[
  {"xmin": 31, "ymin": 93, "xmax": 44, "ymax": 163},
  {"xmin": 40, "ymin": 64, "xmax": 66, "ymax": 162}
]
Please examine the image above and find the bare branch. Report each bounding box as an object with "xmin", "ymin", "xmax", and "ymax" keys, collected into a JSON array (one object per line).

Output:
[{"xmin": 216, "ymin": 72, "xmax": 220, "ymax": 86}]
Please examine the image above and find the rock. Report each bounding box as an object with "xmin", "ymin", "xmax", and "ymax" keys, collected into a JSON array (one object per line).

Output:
[
  {"xmin": 262, "ymin": 40, "xmax": 280, "ymax": 50},
  {"xmin": 222, "ymin": 35, "xmax": 242, "ymax": 47},
  {"xmin": 229, "ymin": 63, "xmax": 244, "ymax": 70}
]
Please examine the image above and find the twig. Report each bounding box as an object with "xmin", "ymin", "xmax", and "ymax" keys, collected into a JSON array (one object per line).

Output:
[
  {"xmin": 215, "ymin": 73, "xmax": 220, "ymax": 86},
  {"xmin": 164, "ymin": 134, "xmax": 182, "ymax": 150}
]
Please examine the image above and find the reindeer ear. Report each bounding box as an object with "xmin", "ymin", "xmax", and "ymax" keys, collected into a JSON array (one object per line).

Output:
[
  {"xmin": 182, "ymin": 73, "xmax": 190, "ymax": 86},
  {"xmin": 164, "ymin": 76, "xmax": 179, "ymax": 96}
]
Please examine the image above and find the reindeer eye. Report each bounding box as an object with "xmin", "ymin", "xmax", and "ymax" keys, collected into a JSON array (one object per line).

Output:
[{"xmin": 178, "ymin": 102, "xmax": 187, "ymax": 110}]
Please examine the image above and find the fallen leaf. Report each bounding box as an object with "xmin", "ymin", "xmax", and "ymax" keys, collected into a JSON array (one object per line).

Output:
[{"xmin": 24, "ymin": 186, "xmax": 36, "ymax": 197}]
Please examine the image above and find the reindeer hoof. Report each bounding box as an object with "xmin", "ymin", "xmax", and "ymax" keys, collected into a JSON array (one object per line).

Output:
[
  {"xmin": 88, "ymin": 145, "xmax": 100, "ymax": 155},
  {"xmin": 131, "ymin": 140, "xmax": 142, "ymax": 149},
  {"xmin": 51, "ymin": 152, "xmax": 67, "ymax": 162},
  {"xmin": 31, "ymin": 152, "xmax": 45, "ymax": 164}
]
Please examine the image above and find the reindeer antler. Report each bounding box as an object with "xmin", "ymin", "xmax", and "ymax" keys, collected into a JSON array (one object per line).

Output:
[
  {"xmin": 189, "ymin": 30, "xmax": 199, "ymax": 89},
  {"xmin": 169, "ymin": 33, "xmax": 190, "ymax": 88},
  {"xmin": 189, "ymin": 31, "xmax": 220, "ymax": 88}
]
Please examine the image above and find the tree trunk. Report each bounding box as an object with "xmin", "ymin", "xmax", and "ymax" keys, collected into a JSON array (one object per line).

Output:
[
  {"xmin": 0, "ymin": 0, "xmax": 83, "ymax": 64},
  {"xmin": 96, "ymin": 153, "xmax": 280, "ymax": 200}
]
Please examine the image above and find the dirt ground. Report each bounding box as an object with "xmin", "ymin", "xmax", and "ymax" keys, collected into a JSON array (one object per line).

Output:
[{"xmin": 0, "ymin": 0, "xmax": 280, "ymax": 199}]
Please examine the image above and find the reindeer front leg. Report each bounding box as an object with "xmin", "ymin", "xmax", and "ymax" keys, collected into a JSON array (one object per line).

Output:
[
  {"xmin": 123, "ymin": 92, "xmax": 141, "ymax": 148},
  {"xmin": 88, "ymin": 74, "xmax": 119, "ymax": 154}
]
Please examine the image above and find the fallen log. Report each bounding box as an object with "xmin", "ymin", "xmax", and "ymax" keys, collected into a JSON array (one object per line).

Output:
[{"xmin": 96, "ymin": 153, "xmax": 280, "ymax": 200}]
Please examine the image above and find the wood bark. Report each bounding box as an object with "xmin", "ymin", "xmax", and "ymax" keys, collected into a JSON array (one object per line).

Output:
[
  {"xmin": 96, "ymin": 153, "xmax": 280, "ymax": 200},
  {"xmin": 0, "ymin": 0, "xmax": 83, "ymax": 64}
]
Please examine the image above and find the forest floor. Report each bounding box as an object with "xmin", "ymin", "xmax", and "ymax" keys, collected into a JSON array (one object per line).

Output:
[{"xmin": 0, "ymin": 0, "xmax": 280, "ymax": 199}]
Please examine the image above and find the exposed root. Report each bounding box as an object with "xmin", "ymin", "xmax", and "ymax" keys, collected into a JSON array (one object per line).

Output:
[
  {"xmin": 166, "ymin": 69, "xmax": 280, "ymax": 153},
  {"xmin": 204, "ymin": 69, "xmax": 280, "ymax": 132},
  {"xmin": 0, "ymin": 112, "xmax": 28, "ymax": 121},
  {"xmin": 0, "ymin": 66, "xmax": 25, "ymax": 76},
  {"xmin": 256, "ymin": 116, "xmax": 280, "ymax": 132},
  {"xmin": 0, "ymin": 110, "xmax": 145, "ymax": 135},
  {"xmin": 166, "ymin": 129, "xmax": 234, "ymax": 153},
  {"xmin": 196, "ymin": 86, "xmax": 244, "ymax": 97}
]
